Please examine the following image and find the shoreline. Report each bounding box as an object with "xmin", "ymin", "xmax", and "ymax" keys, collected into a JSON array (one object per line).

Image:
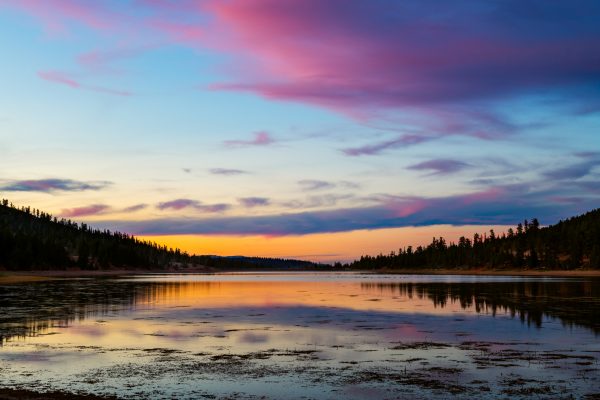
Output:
[
  {"xmin": 370, "ymin": 268, "xmax": 600, "ymax": 277},
  {"xmin": 2, "ymin": 268, "xmax": 600, "ymax": 284}
]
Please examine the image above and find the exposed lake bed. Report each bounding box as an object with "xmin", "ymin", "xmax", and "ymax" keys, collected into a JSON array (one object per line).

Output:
[{"xmin": 1, "ymin": 273, "xmax": 599, "ymax": 399}]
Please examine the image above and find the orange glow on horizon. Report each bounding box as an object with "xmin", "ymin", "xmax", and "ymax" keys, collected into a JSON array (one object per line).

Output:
[{"xmin": 138, "ymin": 225, "xmax": 512, "ymax": 263}]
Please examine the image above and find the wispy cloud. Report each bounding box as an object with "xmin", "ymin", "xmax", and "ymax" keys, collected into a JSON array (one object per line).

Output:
[
  {"xmin": 0, "ymin": 178, "xmax": 110, "ymax": 193},
  {"xmin": 342, "ymin": 135, "xmax": 435, "ymax": 156},
  {"xmin": 282, "ymin": 194, "xmax": 353, "ymax": 209},
  {"xmin": 407, "ymin": 159, "xmax": 471, "ymax": 176},
  {"xmin": 542, "ymin": 159, "xmax": 600, "ymax": 180},
  {"xmin": 61, "ymin": 204, "xmax": 110, "ymax": 218},
  {"xmin": 298, "ymin": 180, "xmax": 336, "ymax": 191},
  {"xmin": 239, "ymin": 197, "xmax": 270, "ymax": 208},
  {"xmin": 157, "ymin": 198, "xmax": 230, "ymax": 213},
  {"xmin": 38, "ymin": 70, "xmax": 132, "ymax": 96},
  {"xmin": 122, "ymin": 204, "xmax": 148, "ymax": 213},
  {"xmin": 223, "ymin": 131, "xmax": 274, "ymax": 148},
  {"xmin": 209, "ymin": 168, "xmax": 249, "ymax": 176}
]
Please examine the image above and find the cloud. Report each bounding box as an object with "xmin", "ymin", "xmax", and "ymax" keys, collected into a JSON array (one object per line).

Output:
[
  {"xmin": 157, "ymin": 199, "xmax": 200, "ymax": 211},
  {"xmin": 157, "ymin": 198, "xmax": 230, "ymax": 213},
  {"xmin": 339, "ymin": 181, "xmax": 361, "ymax": 189},
  {"xmin": 282, "ymin": 194, "xmax": 353, "ymax": 209},
  {"xmin": 6, "ymin": 0, "xmax": 599, "ymax": 142},
  {"xmin": 209, "ymin": 168, "xmax": 248, "ymax": 176},
  {"xmin": 239, "ymin": 197, "xmax": 270, "ymax": 208},
  {"xmin": 96, "ymin": 183, "xmax": 600, "ymax": 236},
  {"xmin": 542, "ymin": 160, "xmax": 600, "ymax": 180},
  {"xmin": 223, "ymin": 131, "xmax": 274, "ymax": 147},
  {"xmin": 0, "ymin": 0, "xmax": 118, "ymax": 35},
  {"xmin": 342, "ymin": 134, "xmax": 436, "ymax": 156},
  {"xmin": 61, "ymin": 204, "xmax": 110, "ymax": 218},
  {"xmin": 0, "ymin": 178, "xmax": 110, "ymax": 193},
  {"xmin": 298, "ymin": 179, "xmax": 335, "ymax": 191},
  {"xmin": 38, "ymin": 70, "xmax": 132, "ymax": 96},
  {"xmin": 196, "ymin": 203, "xmax": 231, "ymax": 213},
  {"xmin": 407, "ymin": 159, "xmax": 471, "ymax": 176},
  {"xmin": 122, "ymin": 204, "xmax": 148, "ymax": 213},
  {"xmin": 203, "ymin": 1, "xmax": 600, "ymax": 110}
]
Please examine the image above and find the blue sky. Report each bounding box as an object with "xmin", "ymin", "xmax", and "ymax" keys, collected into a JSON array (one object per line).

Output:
[{"xmin": 0, "ymin": 0, "xmax": 599, "ymax": 261}]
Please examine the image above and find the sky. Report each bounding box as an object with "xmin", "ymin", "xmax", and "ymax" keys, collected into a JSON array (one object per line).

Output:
[{"xmin": 0, "ymin": 0, "xmax": 599, "ymax": 262}]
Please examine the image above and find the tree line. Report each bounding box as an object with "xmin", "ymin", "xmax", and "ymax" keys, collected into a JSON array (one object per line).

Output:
[
  {"xmin": 0, "ymin": 199, "xmax": 194, "ymax": 270},
  {"xmin": 347, "ymin": 208, "xmax": 600, "ymax": 270}
]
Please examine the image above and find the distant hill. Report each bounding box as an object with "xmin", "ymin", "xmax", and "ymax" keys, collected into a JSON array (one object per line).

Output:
[
  {"xmin": 348, "ymin": 208, "xmax": 600, "ymax": 270},
  {"xmin": 0, "ymin": 199, "xmax": 326, "ymax": 271},
  {"xmin": 198, "ymin": 255, "xmax": 330, "ymax": 270}
]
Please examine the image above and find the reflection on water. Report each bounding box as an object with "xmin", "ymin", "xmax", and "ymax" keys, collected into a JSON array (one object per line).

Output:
[
  {"xmin": 362, "ymin": 280, "xmax": 600, "ymax": 333},
  {"xmin": 0, "ymin": 273, "xmax": 599, "ymax": 399},
  {"xmin": 2, "ymin": 275, "xmax": 599, "ymax": 344}
]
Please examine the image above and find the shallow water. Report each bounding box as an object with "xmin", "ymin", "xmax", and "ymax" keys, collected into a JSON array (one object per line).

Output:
[{"xmin": 0, "ymin": 272, "xmax": 599, "ymax": 399}]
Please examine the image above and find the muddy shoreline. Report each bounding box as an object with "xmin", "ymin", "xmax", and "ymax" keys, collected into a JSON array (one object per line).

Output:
[{"xmin": 0, "ymin": 388, "xmax": 117, "ymax": 400}]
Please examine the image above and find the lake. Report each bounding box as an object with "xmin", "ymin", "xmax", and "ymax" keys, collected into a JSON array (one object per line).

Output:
[{"xmin": 0, "ymin": 272, "xmax": 599, "ymax": 399}]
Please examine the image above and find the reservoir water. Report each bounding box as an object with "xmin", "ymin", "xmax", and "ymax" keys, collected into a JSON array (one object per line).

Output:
[{"xmin": 0, "ymin": 272, "xmax": 599, "ymax": 399}]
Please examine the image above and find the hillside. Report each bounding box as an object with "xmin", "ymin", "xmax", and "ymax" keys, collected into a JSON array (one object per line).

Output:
[
  {"xmin": 0, "ymin": 200, "xmax": 326, "ymax": 271},
  {"xmin": 0, "ymin": 199, "xmax": 193, "ymax": 270},
  {"xmin": 349, "ymin": 209, "xmax": 600, "ymax": 270}
]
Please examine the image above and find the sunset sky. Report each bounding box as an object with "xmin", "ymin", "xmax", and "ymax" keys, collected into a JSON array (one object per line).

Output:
[{"xmin": 1, "ymin": 0, "xmax": 599, "ymax": 262}]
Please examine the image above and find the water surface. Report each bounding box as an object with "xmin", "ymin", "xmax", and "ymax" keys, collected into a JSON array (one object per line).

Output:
[{"xmin": 1, "ymin": 273, "xmax": 599, "ymax": 399}]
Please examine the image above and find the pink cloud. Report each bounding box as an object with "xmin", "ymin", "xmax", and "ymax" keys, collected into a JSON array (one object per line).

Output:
[
  {"xmin": 1, "ymin": 0, "xmax": 117, "ymax": 35},
  {"xmin": 38, "ymin": 70, "xmax": 79, "ymax": 88},
  {"xmin": 223, "ymin": 131, "xmax": 275, "ymax": 148},
  {"xmin": 5, "ymin": 0, "xmax": 599, "ymax": 138},
  {"xmin": 37, "ymin": 69, "xmax": 132, "ymax": 96},
  {"xmin": 61, "ymin": 204, "xmax": 109, "ymax": 217}
]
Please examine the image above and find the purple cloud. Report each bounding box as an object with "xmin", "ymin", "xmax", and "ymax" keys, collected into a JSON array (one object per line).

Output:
[
  {"xmin": 196, "ymin": 203, "xmax": 231, "ymax": 213},
  {"xmin": 157, "ymin": 199, "xmax": 201, "ymax": 211},
  {"xmin": 0, "ymin": 178, "xmax": 110, "ymax": 192},
  {"xmin": 6, "ymin": 0, "xmax": 598, "ymax": 146},
  {"xmin": 7, "ymin": 1, "xmax": 599, "ymax": 111},
  {"xmin": 122, "ymin": 204, "xmax": 148, "ymax": 213},
  {"xmin": 157, "ymin": 199, "xmax": 230, "ymax": 213},
  {"xmin": 239, "ymin": 197, "xmax": 270, "ymax": 208},
  {"xmin": 209, "ymin": 168, "xmax": 249, "ymax": 176},
  {"xmin": 224, "ymin": 131, "xmax": 275, "ymax": 148},
  {"xmin": 61, "ymin": 204, "xmax": 110, "ymax": 218},
  {"xmin": 407, "ymin": 159, "xmax": 471, "ymax": 176},
  {"xmin": 542, "ymin": 160, "xmax": 600, "ymax": 180},
  {"xmin": 342, "ymin": 135, "xmax": 435, "ymax": 156}
]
